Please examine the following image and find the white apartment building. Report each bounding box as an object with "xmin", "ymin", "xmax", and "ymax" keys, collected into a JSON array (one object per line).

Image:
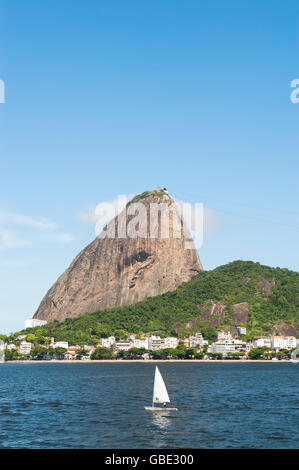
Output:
[
  {"xmin": 253, "ymin": 336, "xmax": 296, "ymax": 350},
  {"xmin": 133, "ymin": 338, "xmax": 149, "ymax": 349},
  {"xmin": 19, "ymin": 341, "xmax": 32, "ymax": 355},
  {"xmin": 101, "ymin": 336, "xmax": 115, "ymax": 348},
  {"xmin": 254, "ymin": 337, "xmax": 272, "ymax": 348},
  {"xmin": 237, "ymin": 326, "xmax": 247, "ymax": 336},
  {"xmin": 272, "ymin": 336, "xmax": 296, "ymax": 350},
  {"xmin": 189, "ymin": 333, "xmax": 208, "ymax": 348},
  {"xmin": 114, "ymin": 340, "xmax": 133, "ymax": 352},
  {"xmin": 209, "ymin": 339, "xmax": 246, "ymax": 355},
  {"xmin": 217, "ymin": 331, "xmax": 232, "ymax": 341},
  {"xmin": 25, "ymin": 318, "xmax": 47, "ymax": 329},
  {"xmin": 148, "ymin": 336, "xmax": 163, "ymax": 351},
  {"xmin": 164, "ymin": 337, "xmax": 179, "ymax": 349},
  {"xmin": 196, "ymin": 332, "xmax": 208, "ymax": 346}
]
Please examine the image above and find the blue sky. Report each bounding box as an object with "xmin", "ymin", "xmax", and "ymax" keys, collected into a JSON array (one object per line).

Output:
[{"xmin": 0, "ymin": 0, "xmax": 299, "ymax": 333}]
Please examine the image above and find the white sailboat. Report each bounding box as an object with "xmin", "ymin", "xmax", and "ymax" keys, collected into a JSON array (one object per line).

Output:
[{"xmin": 145, "ymin": 366, "xmax": 178, "ymax": 411}]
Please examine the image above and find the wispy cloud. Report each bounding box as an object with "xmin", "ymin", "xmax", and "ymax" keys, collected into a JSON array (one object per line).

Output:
[
  {"xmin": 0, "ymin": 229, "xmax": 30, "ymax": 251},
  {"xmin": 0, "ymin": 209, "xmax": 75, "ymax": 251},
  {"xmin": 0, "ymin": 211, "xmax": 57, "ymax": 230},
  {"xmin": 45, "ymin": 232, "xmax": 75, "ymax": 244}
]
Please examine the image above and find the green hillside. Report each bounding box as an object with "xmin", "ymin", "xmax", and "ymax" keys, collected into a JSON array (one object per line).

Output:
[{"xmin": 16, "ymin": 260, "xmax": 299, "ymax": 345}]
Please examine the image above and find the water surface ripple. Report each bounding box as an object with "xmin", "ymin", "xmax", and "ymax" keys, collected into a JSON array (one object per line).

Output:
[{"xmin": 0, "ymin": 362, "xmax": 298, "ymax": 448}]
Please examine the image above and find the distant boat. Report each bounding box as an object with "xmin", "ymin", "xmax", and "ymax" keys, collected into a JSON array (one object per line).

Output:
[{"xmin": 144, "ymin": 366, "xmax": 178, "ymax": 411}]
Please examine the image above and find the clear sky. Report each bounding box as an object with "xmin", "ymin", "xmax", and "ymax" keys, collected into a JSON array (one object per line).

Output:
[{"xmin": 0, "ymin": 1, "xmax": 299, "ymax": 333}]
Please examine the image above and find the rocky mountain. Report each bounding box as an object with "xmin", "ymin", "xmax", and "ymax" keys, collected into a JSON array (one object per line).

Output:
[{"xmin": 34, "ymin": 188, "xmax": 203, "ymax": 322}]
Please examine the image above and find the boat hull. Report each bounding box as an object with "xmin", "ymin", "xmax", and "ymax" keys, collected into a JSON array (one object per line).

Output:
[{"xmin": 144, "ymin": 406, "xmax": 178, "ymax": 411}]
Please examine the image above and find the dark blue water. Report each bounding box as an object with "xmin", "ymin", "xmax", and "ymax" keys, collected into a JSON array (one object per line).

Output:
[{"xmin": 0, "ymin": 362, "xmax": 298, "ymax": 448}]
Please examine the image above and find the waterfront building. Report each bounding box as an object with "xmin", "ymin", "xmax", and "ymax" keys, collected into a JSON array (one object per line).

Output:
[
  {"xmin": 133, "ymin": 338, "xmax": 149, "ymax": 349},
  {"xmin": 114, "ymin": 340, "xmax": 133, "ymax": 352},
  {"xmin": 25, "ymin": 318, "xmax": 47, "ymax": 329},
  {"xmin": 19, "ymin": 341, "xmax": 32, "ymax": 355},
  {"xmin": 164, "ymin": 337, "xmax": 179, "ymax": 349},
  {"xmin": 209, "ymin": 339, "xmax": 246, "ymax": 355},
  {"xmin": 253, "ymin": 336, "xmax": 296, "ymax": 350},
  {"xmin": 101, "ymin": 336, "xmax": 116, "ymax": 348},
  {"xmin": 148, "ymin": 336, "xmax": 163, "ymax": 351},
  {"xmin": 253, "ymin": 337, "xmax": 272, "ymax": 348},
  {"xmin": 64, "ymin": 346, "xmax": 80, "ymax": 359},
  {"xmin": 64, "ymin": 352, "xmax": 75, "ymax": 360},
  {"xmin": 271, "ymin": 336, "xmax": 296, "ymax": 350}
]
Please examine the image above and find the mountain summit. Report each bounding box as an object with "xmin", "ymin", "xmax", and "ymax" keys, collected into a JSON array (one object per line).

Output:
[{"xmin": 34, "ymin": 188, "xmax": 203, "ymax": 322}]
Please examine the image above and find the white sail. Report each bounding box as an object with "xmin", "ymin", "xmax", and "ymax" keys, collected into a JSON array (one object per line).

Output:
[{"xmin": 152, "ymin": 366, "xmax": 170, "ymax": 404}]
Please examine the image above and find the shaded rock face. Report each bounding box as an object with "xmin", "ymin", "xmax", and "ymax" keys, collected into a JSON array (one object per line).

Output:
[
  {"xmin": 34, "ymin": 189, "xmax": 203, "ymax": 322},
  {"xmin": 257, "ymin": 276, "xmax": 275, "ymax": 295},
  {"xmin": 273, "ymin": 321, "xmax": 297, "ymax": 337},
  {"xmin": 190, "ymin": 300, "xmax": 249, "ymax": 329},
  {"xmin": 232, "ymin": 302, "xmax": 250, "ymax": 325},
  {"xmin": 199, "ymin": 300, "xmax": 226, "ymax": 323}
]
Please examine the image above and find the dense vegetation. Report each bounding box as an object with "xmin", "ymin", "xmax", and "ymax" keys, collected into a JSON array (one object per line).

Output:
[{"xmin": 8, "ymin": 261, "xmax": 299, "ymax": 346}]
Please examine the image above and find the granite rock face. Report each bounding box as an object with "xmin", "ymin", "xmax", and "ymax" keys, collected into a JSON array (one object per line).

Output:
[{"xmin": 34, "ymin": 188, "xmax": 203, "ymax": 322}]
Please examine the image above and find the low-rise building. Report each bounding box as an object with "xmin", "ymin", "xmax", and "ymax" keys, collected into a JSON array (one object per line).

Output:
[
  {"xmin": 63, "ymin": 346, "xmax": 80, "ymax": 359},
  {"xmin": 237, "ymin": 326, "xmax": 247, "ymax": 336},
  {"xmin": 217, "ymin": 331, "xmax": 232, "ymax": 341},
  {"xmin": 133, "ymin": 338, "xmax": 149, "ymax": 349},
  {"xmin": 253, "ymin": 337, "xmax": 272, "ymax": 348},
  {"xmin": 7, "ymin": 344, "xmax": 16, "ymax": 350},
  {"xmin": 208, "ymin": 339, "xmax": 246, "ymax": 356},
  {"xmin": 253, "ymin": 336, "xmax": 296, "ymax": 350},
  {"xmin": 196, "ymin": 332, "xmax": 208, "ymax": 346},
  {"xmin": 64, "ymin": 352, "xmax": 75, "ymax": 360},
  {"xmin": 114, "ymin": 340, "xmax": 133, "ymax": 352},
  {"xmin": 19, "ymin": 341, "xmax": 32, "ymax": 355},
  {"xmin": 164, "ymin": 337, "xmax": 179, "ymax": 349},
  {"xmin": 189, "ymin": 334, "xmax": 208, "ymax": 348},
  {"xmin": 101, "ymin": 336, "xmax": 115, "ymax": 348}
]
